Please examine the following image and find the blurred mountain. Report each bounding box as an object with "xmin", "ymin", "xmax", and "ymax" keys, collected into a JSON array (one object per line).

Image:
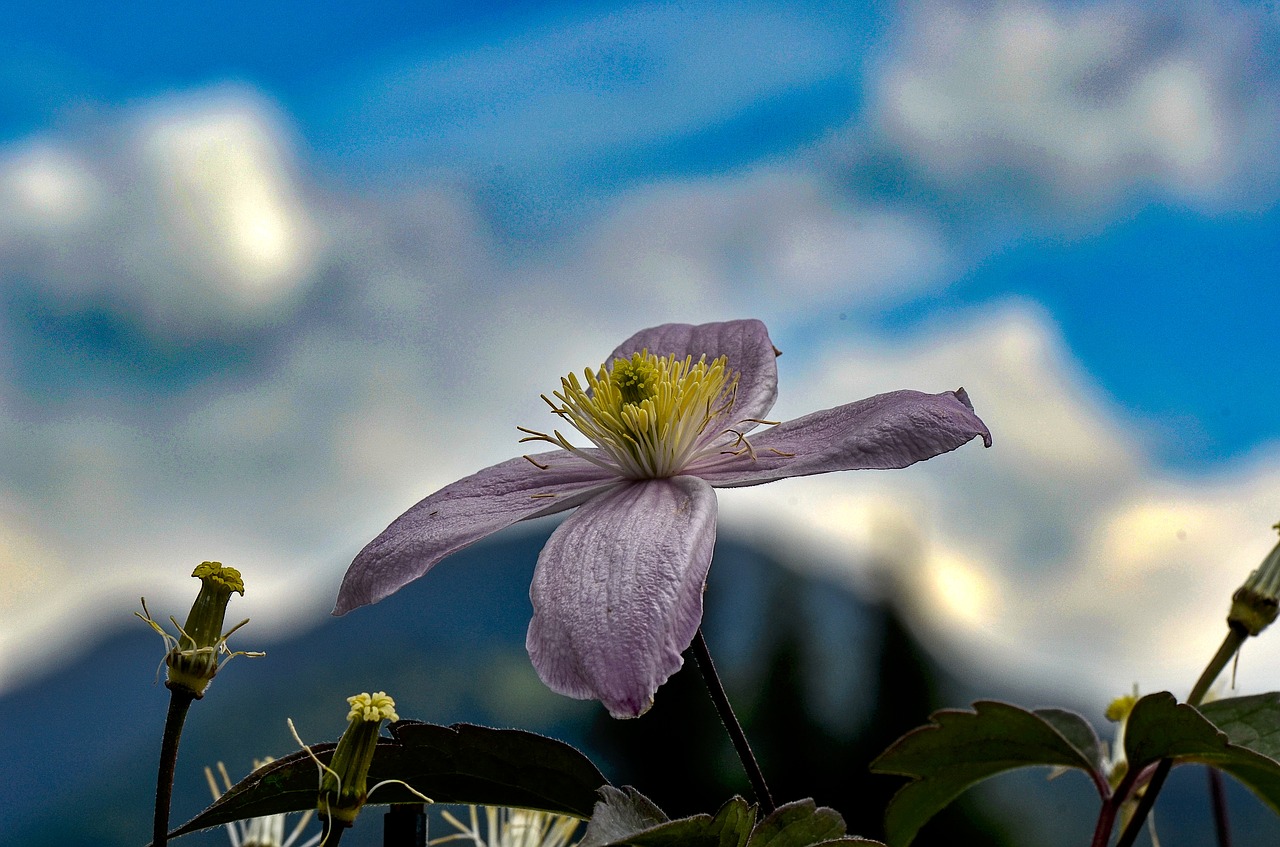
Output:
[{"xmin": 3, "ymin": 526, "xmax": 1277, "ymax": 847}]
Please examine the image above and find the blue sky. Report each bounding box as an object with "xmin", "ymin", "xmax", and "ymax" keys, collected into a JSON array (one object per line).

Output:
[{"xmin": 3, "ymin": 0, "xmax": 1280, "ymax": 704}]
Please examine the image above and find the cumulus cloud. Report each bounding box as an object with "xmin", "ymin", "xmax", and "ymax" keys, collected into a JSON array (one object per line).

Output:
[
  {"xmin": 0, "ymin": 86, "xmax": 950, "ymax": 690},
  {"xmin": 562, "ymin": 172, "xmax": 951, "ymax": 316},
  {"xmin": 723, "ymin": 305, "xmax": 1280, "ymax": 702},
  {"xmin": 2, "ymin": 25, "xmax": 1278, "ymax": 715},
  {"xmin": 0, "ymin": 89, "xmax": 321, "ymax": 337},
  {"xmin": 866, "ymin": 0, "xmax": 1280, "ymax": 216}
]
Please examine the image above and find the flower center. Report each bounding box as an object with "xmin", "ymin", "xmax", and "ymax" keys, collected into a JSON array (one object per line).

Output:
[{"xmin": 519, "ymin": 350, "xmax": 740, "ymax": 479}]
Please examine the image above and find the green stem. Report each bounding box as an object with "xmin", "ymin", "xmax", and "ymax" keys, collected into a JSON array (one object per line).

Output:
[
  {"xmin": 153, "ymin": 688, "xmax": 196, "ymax": 847},
  {"xmin": 690, "ymin": 628, "xmax": 776, "ymax": 814},
  {"xmin": 1114, "ymin": 626, "xmax": 1248, "ymax": 847},
  {"xmin": 1188, "ymin": 627, "xmax": 1248, "ymax": 706}
]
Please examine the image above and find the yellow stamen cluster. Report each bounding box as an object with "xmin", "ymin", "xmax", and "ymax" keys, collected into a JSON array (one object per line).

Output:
[
  {"xmin": 347, "ymin": 691, "xmax": 399, "ymax": 723},
  {"xmin": 520, "ymin": 351, "xmax": 738, "ymax": 479}
]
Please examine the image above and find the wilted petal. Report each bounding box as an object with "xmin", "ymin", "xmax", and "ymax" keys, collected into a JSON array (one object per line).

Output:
[
  {"xmin": 608, "ymin": 319, "xmax": 778, "ymax": 427},
  {"xmin": 692, "ymin": 389, "xmax": 991, "ymax": 488},
  {"xmin": 335, "ymin": 452, "xmax": 620, "ymax": 614},
  {"xmin": 527, "ymin": 476, "xmax": 717, "ymax": 719}
]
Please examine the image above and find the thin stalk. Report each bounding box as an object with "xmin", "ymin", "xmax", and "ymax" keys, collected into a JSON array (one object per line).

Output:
[
  {"xmin": 1115, "ymin": 626, "xmax": 1248, "ymax": 847},
  {"xmin": 1188, "ymin": 628, "xmax": 1247, "ymax": 706},
  {"xmin": 690, "ymin": 628, "xmax": 776, "ymax": 814},
  {"xmin": 153, "ymin": 688, "xmax": 196, "ymax": 847},
  {"xmin": 1091, "ymin": 767, "xmax": 1141, "ymax": 847},
  {"xmin": 321, "ymin": 818, "xmax": 347, "ymax": 846},
  {"xmin": 1208, "ymin": 767, "xmax": 1233, "ymax": 847}
]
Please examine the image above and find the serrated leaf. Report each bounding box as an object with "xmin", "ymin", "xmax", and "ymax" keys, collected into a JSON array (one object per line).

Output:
[
  {"xmin": 1034, "ymin": 708, "xmax": 1107, "ymax": 774},
  {"xmin": 1122, "ymin": 691, "xmax": 1280, "ymax": 814},
  {"xmin": 582, "ymin": 793, "xmax": 756, "ymax": 847},
  {"xmin": 745, "ymin": 799, "xmax": 847, "ymax": 847},
  {"xmin": 167, "ymin": 721, "xmax": 608, "ymax": 838},
  {"xmin": 629, "ymin": 796, "xmax": 755, "ymax": 847},
  {"xmin": 870, "ymin": 701, "xmax": 1105, "ymax": 847},
  {"xmin": 1200, "ymin": 692, "xmax": 1280, "ymax": 761}
]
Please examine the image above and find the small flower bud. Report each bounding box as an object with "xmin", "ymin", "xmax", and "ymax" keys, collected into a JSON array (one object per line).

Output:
[
  {"xmin": 1228, "ymin": 529, "xmax": 1280, "ymax": 637},
  {"xmin": 318, "ymin": 692, "xmax": 398, "ymax": 827}
]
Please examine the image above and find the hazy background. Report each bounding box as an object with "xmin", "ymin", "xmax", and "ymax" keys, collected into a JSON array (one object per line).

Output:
[{"xmin": 3, "ymin": 0, "xmax": 1280, "ymax": 837}]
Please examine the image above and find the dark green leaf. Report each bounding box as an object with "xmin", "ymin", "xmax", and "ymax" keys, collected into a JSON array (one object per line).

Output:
[
  {"xmin": 741, "ymin": 799, "xmax": 880, "ymax": 847},
  {"xmin": 627, "ymin": 797, "xmax": 755, "ymax": 847},
  {"xmin": 745, "ymin": 799, "xmax": 861, "ymax": 847},
  {"xmin": 1200, "ymin": 692, "xmax": 1280, "ymax": 761},
  {"xmin": 870, "ymin": 701, "xmax": 1106, "ymax": 847},
  {"xmin": 1034, "ymin": 708, "xmax": 1107, "ymax": 774},
  {"xmin": 1123, "ymin": 691, "xmax": 1280, "ymax": 814},
  {"xmin": 581, "ymin": 793, "xmax": 755, "ymax": 847},
  {"xmin": 167, "ymin": 721, "xmax": 608, "ymax": 838}
]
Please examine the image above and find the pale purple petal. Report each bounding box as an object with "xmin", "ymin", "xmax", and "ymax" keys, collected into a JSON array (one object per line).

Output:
[
  {"xmin": 526, "ymin": 476, "xmax": 717, "ymax": 719},
  {"xmin": 691, "ymin": 388, "xmax": 992, "ymax": 488},
  {"xmin": 608, "ymin": 319, "xmax": 778, "ymax": 427},
  {"xmin": 335, "ymin": 452, "xmax": 620, "ymax": 615}
]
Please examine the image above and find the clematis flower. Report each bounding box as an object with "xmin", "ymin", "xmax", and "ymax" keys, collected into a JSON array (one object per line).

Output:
[{"xmin": 335, "ymin": 319, "xmax": 990, "ymax": 718}]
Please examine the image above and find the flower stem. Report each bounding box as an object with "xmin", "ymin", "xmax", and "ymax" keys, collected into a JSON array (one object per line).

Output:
[
  {"xmin": 1090, "ymin": 767, "xmax": 1140, "ymax": 847},
  {"xmin": 690, "ymin": 628, "xmax": 775, "ymax": 814},
  {"xmin": 1114, "ymin": 626, "xmax": 1248, "ymax": 847},
  {"xmin": 322, "ymin": 817, "xmax": 347, "ymax": 846},
  {"xmin": 1189, "ymin": 627, "xmax": 1247, "ymax": 707},
  {"xmin": 1208, "ymin": 767, "xmax": 1233, "ymax": 847},
  {"xmin": 153, "ymin": 688, "xmax": 196, "ymax": 847}
]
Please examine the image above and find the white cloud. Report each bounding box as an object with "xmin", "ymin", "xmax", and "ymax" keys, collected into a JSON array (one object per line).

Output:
[
  {"xmin": 548, "ymin": 170, "xmax": 951, "ymax": 318},
  {"xmin": 0, "ymin": 92, "xmax": 949, "ymax": 690},
  {"xmin": 2, "ymin": 57, "xmax": 1278, "ymax": 717},
  {"xmin": 869, "ymin": 0, "xmax": 1280, "ymax": 215},
  {"xmin": 722, "ymin": 304, "xmax": 1280, "ymax": 703},
  {"xmin": 0, "ymin": 89, "xmax": 321, "ymax": 336}
]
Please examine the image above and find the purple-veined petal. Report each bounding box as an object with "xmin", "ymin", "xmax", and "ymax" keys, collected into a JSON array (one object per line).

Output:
[
  {"xmin": 526, "ymin": 475, "xmax": 717, "ymax": 719},
  {"xmin": 691, "ymin": 388, "xmax": 991, "ymax": 488},
  {"xmin": 608, "ymin": 319, "xmax": 779, "ymax": 427},
  {"xmin": 335, "ymin": 452, "xmax": 621, "ymax": 615}
]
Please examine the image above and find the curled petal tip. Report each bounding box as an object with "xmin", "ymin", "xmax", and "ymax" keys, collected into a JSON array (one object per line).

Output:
[
  {"xmin": 608, "ymin": 697, "xmax": 653, "ymax": 720},
  {"xmin": 952, "ymin": 387, "xmax": 992, "ymax": 448}
]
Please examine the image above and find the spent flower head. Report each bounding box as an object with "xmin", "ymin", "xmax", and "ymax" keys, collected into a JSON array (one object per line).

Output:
[
  {"xmin": 1229, "ymin": 524, "xmax": 1280, "ymax": 637},
  {"xmin": 433, "ymin": 806, "xmax": 580, "ymax": 847},
  {"xmin": 317, "ymin": 691, "xmax": 401, "ymax": 828},
  {"xmin": 137, "ymin": 561, "xmax": 262, "ymax": 698},
  {"xmin": 336, "ymin": 320, "xmax": 991, "ymax": 718}
]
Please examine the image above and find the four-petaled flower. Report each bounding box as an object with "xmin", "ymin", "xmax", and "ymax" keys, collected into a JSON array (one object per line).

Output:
[{"xmin": 335, "ymin": 319, "xmax": 991, "ymax": 718}]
